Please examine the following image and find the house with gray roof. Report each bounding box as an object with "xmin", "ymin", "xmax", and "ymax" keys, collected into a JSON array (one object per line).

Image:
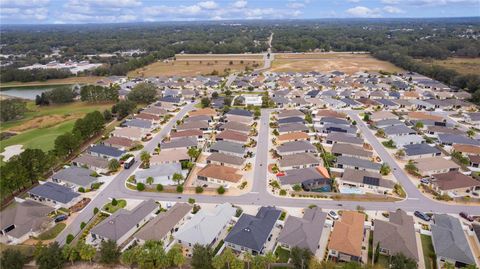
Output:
[
  {"xmin": 431, "ymin": 214, "xmax": 476, "ymax": 268},
  {"xmin": 325, "ymin": 133, "xmax": 363, "ymax": 145},
  {"xmin": 0, "ymin": 200, "xmax": 54, "ymax": 244},
  {"xmin": 278, "ymin": 153, "xmax": 321, "ymax": 170},
  {"xmin": 277, "ymin": 207, "xmax": 327, "ymax": 253},
  {"xmin": 89, "ymin": 199, "xmax": 158, "ymax": 246},
  {"xmin": 438, "ymin": 134, "xmax": 480, "ymax": 147},
  {"xmin": 28, "ymin": 182, "xmax": 81, "ymax": 208},
  {"xmin": 134, "ymin": 203, "xmax": 192, "ymax": 246},
  {"xmin": 52, "ymin": 166, "xmax": 98, "ymax": 190},
  {"xmin": 136, "ymin": 163, "xmax": 185, "ymax": 185},
  {"xmin": 278, "ymin": 110, "xmax": 304, "ymax": 119},
  {"xmin": 206, "ymin": 152, "xmax": 245, "ymax": 168},
  {"xmin": 176, "ymin": 121, "xmax": 209, "ymax": 131},
  {"xmin": 317, "ymin": 123, "xmax": 358, "ymax": 135},
  {"xmin": 278, "ymin": 122, "xmax": 309, "ymax": 134},
  {"xmin": 279, "ymin": 167, "xmax": 325, "ymax": 186},
  {"xmin": 374, "ymin": 119, "xmax": 404, "ymax": 129},
  {"xmin": 340, "ymin": 169, "xmax": 394, "ymax": 194},
  {"xmin": 210, "ymin": 140, "xmax": 246, "ymax": 157},
  {"xmin": 391, "ymin": 135, "xmax": 425, "ymax": 148},
  {"xmin": 373, "ymin": 209, "xmax": 419, "ymax": 262},
  {"xmin": 175, "ymin": 203, "xmax": 236, "ymax": 257},
  {"xmin": 278, "ymin": 117, "xmax": 305, "ymax": 125},
  {"xmin": 318, "ymin": 117, "xmax": 350, "ymax": 126},
  {"xmin": 225, "ymin": 206, "xmax": 282, "ymax": 255},
  {"xmin": 331, "ymin": 143, "xmax": 373, "ymax": 160},
  {"xmin": 218, "ymin": 121, "xmax": 250, "ymax": 134},
  {"xmin": 72, "ymin": 154, "xmax": 109, "ymax": 173},
  {"xmin": 161, "ymin": 137, "xmax": 197, "ymax": 151},
  {"xmin": 277, "ymin": 141, "xmax": 317, "ymax": 156},
  {"xmin": 403, "ymin": 144, "xmax": 441, "ymax": 160},
  {"xmin": 384, "ymin": 125, "xmax": 416, "ymax": 138},
  {"xmin": 88, "ymin": 144, "xmax": 126, "ymax": 160},
  {"xmin": 336, "ymin": 156, "xmax": 382, "ymax": 172},
  {"xmin": 123, "ymin": 118, "xmax": 154, "ymax": 130}
]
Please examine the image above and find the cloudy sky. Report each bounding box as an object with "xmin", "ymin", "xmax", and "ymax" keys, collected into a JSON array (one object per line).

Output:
[{"xmin": 1, "ymin": 0, "xmax": 479, "ymax": 24}]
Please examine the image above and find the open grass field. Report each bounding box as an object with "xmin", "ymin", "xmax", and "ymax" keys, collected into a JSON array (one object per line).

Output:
[
  {"xmin": 0, "ymin": 76, "xmax": 104, "ymax": 89},
  {"xmin": 128, "ymin": 54, "xmax": 263, "ymax": 77},
  {"xmin": 270, "ymin": 52, "xmax": 403, "ymax": 74},
  {"xmin": 420, "ymin": 57, "xmax": 480, "ymax": 76}
]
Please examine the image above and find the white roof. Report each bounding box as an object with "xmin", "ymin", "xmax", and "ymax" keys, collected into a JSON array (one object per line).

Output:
[
  {"xmin": 174, "ymin": 203, "xmax": 235, "ymax": 245},
  {"xmin": 391, "ymin": 134, "xmax": 425, "ymax": 145}
]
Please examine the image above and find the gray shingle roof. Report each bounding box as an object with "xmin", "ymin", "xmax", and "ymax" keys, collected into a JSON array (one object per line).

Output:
[
  {"xmin": 206, "ymin": 152, "xmax": 245, "ymax": 166},
  {"xmin": 225, "ymin": 206, "xmax": 281, "ymax": 253},
  {"xmin": 331, "ymin": 143, "xmax": 372, "ymax": 158},
  {"xmin": 384, "ymin": 125, "xmax": 416, "ymax": 136},
  {"xmin": 431, "ymin": 214, "xmax": 476, "ymax": 265},
  {"xmin": 278, "ymin": 123, "xmax": 309, "ymax": 133},
  {"xmin": 336, "ymin": 156, "xmax": 382, "ymax": 171},
  {"xmin": 210, "ymin": 140, "xmax": 245, "ymax": 155},
  {"xmin": 29, "ymin": 182, "xmax": 80, "ymax": 204},
  {"xmin": 279, "ymin": 153, "xmax": 320, "ymax": 167},
  {"xmin": 404, "ymin": 144, "xmax": 441, "ymax": 156},
  {"xmin": 0, "ymin": 200, "xmax": 54, "ymax": 239},
  {"xmin": 277, "ymin": 141, "xmax": 316, "ymax": 154},
  {"xmin": 161, "ymin": 137, "xmax": 197, "ymax": 150},
  {"xmin": 279, "ymin": 167, "xmax": 323, "ymax": 185},
  {"xmin": 123, "ymin": 119, "xmax": 152, "ymax": 129},
  {"xmin": 438, "ymin": 134, "xmax": 480, "ymax": 146},
  {"xmin": 226, "ymin": 109, "xmax": 253, "ymax": 117},
  {"xmin": 52, "ymin": 167, "xmax": 97, "ymax": 188},
  {"xmin": 89, "ymin": 145, "xmax": 126, "ymax": 158},
  {"xmin": 326, "ymin": 133, "xmax": 363, "ymax": 145}
]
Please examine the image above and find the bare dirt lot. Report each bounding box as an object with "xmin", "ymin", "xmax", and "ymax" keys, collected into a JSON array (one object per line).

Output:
[
  {"xmin": 420, "ymin": 57, "xmax": 480, "ymax": 76},
  {"xmin": 270, "ymin": 52, "xmax": 403, "ymax": 74},
  {"xmin": 129, "ymin": 54, "xmax": 264, "ymax": 77}
]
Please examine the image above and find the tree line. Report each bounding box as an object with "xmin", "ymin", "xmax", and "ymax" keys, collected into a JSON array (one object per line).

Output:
[
  {"xmin": 36, "ymin": 86, "xmax": 77, "ymax": 106},
  {"xmin": 80, "ymin": 84, "xmax": 119, "ymax": 103},
  {"xmin": 0, "ymin": 99, "xmax": 27, "ymax": 122}
]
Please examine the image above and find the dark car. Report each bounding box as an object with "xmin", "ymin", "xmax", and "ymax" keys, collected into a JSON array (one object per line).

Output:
[
  {"xmin": 460, "ymin": 212, "xmax": 474, "ymax": 222},
  {"xmin": 54, "ymin": 214, "xmax": 68, "ymax": 223},
  {"xmin": 414, "ymin": 211, "xmax": 431, "ymax": 222}
]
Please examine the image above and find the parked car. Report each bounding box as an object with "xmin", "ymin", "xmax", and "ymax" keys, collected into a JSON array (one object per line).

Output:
[
  {"xmin": 420, "ymin": 178, "xmax": 430, "ymax": 184},
  {"xmin": 460, "ymin": 212, "xmax": 474, "ymax": 222},
  {"xmin": 55, "ymin": 214, "xmax": 68, "ymax": 223},
  {"xmin": 414, "ymin": 211, "xmax": 431, "ymax": 222},
  {"xmin": 328, "ymin": 210, "xmax": 339, "ymax": 220}
]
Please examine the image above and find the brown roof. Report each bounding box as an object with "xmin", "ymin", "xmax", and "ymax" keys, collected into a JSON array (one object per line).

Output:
[
  {"xmin": 216, "ymin": 130, "xmax": 249, "ymax": 143},
  {"xmin": 432, "ymin": 171, "xmax": 480, "ymax": 190},
  {"xmin": 197, "ymin": 164, "xmax": 242, "ymax": 183},
  {"xmin": 189, "ymin": 108, "xmax": 217, "ymax": 117},
  {"xmin": 142, "ymin": 106, "xmax": 168, "ymax": 116},
  {"xmin": 331, "ymin": 143, "xmax": 373, "ymax": 158},
  {"xmin": 453, "ymin": 144, "xmax": 480, "ymax": 155},
  {"xmin": 407, "ymin": 112, "xmax": 443, "ymax": 122},
  {"xmin": 328, "ymin": 211, "xmax": 365, "ymax": 257},
  {"xmin": 170, "ymin": 129, "xmax": 203, "ymax": 139},
  {"xmin": 370, "ymin": 111, "xmax": 397, "ymax": 121},
  {"xmin": 414, "ymin": 157, "xmax": 460, "ymax": 173},
  {"xmin": 469, "ymin": 155, "xmax": 480, "ymax": 164},
  {"xmin": 136, "ymin": 113, "xmax": 161, "ymax": 121},
  {"xmin": 151, "ymin": 148, "xmax": 190, "ymax": 164},
  {"xmin": 314, "ymin": 110, "xmax": 345, "ymax": 119},
  {"xmin": 104, "ymin": 136, "xmax": 136, "ymax": 148},
  {"xmin": 277, "ymin": 132, "xmax": 309, "ymax": 142},
  {"xmin": 278, "ymin": 109, "xmax": 304, "ymax": 119}
]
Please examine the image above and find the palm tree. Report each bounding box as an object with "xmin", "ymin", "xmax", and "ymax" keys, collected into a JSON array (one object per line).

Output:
[
  {"xmin": 140, "ymin": 151, "xmax": 151, "ymax": 168},
  {"xmin": 146, "ymin": 176, "xmax": 154, "ymax": 185},
  {"xmin": 172, "ymin": 173, "xmax": 184, "ymax": 186},
  {"xmin": 244, "ymin": 252, "xmax": 253, "ymax": 269},
  {"xmin": 264, "ymin": 251, "xmax": 276, "ymax": 269},
  {"xmin": 108, "ymin": 159, "xmax": 120, "ymax": 172}
]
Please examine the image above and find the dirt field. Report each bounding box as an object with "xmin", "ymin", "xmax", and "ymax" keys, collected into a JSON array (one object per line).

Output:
[
  {"xmin": 129, "ymin": 54, "xmax": 264, "ymax": 77},
  {"xmin": 270, "ymin": 52, "xmax": 403, "ymax": 74},
  {"xmin": 421, "ymin": 57, "xmax": 480, "ymax": 76},
  {"xmin": 0, "ymin": 76, "xmax": 104, "ymax": 88}
]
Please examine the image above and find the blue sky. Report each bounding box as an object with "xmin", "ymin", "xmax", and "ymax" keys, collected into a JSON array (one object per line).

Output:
[{"xmin": 1, "ymin": 0, "xmax": 479, "ymax": 24}]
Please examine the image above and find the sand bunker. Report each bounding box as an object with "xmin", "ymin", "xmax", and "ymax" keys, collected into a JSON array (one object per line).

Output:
[{"xmin": 1, "ymin": 144, "xmax": 24, "ymax": 161}]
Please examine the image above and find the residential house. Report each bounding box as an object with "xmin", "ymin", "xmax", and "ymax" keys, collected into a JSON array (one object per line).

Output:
[
  {"xmin": 88, "ymin": 144, "xmax": 126, "ymax": 160},
  {"xmin": 278, "ymin": 123, "xmax": 309, "ymax": 134},
  {"xmin": 339, "ymin": 169, "xmax": 394, "ymax": 194},
  {"xmin": 225, "ymin": 109, "xmax": 254, "ymax": 124},
  {"xmin": 161, "ymin": 137, "xmax": 197, "ymax": 151},
  {"xmin": 170, "ymin": 130, "xmax": 204, "ymax": 140},
  {"xmin": 52, "ymin": 166, "xmax": 98, "ymax": 191},
  {"xmin": 279, "ymin": 167, "xmax": 330, "ymax": 190},
  {"xmin": 403, "ymin": 144, "xmax": 441, "ymax": 160},
  {"xmin": 197, "ymin": 164, "xmax": 243, "ymax": 187},
  {"xmin": 277, "ymin": 132, "xmax": 309, "ymax": 144},
  {"xmin": 174, "ymin": 203, "xmax": 236, "ymax": 257},
  {"xmin": 277, "ymin": 141, "xmax": 317, "ymax": 156},
  {"xmin": 430, "ymin": 171, "xmax": 480, "ymax": 197},
  {"xmin": 335, "ymin": 156, "xmax": 382, "ymax": 173},
  {"xmin": 72, "ymin": 154, "xmax": 109, "ymax": 173},
  {"xmin": 391, "ymin": 135, "xmax": 425, "ymax": 148},
  {"xmin": 176, "ymin": 121, "xmax": 209, "ymax": 132},
  {"xmin": 89, "ymin": 199, "xmax": 158, "ymax": 246},
  {"xmin": 216, "ymin": 130, "xmax": 249, "ymax": 144},
  {"xmin": 224, "ymin": 206, "xmax": 282, "ymax": 255},
  {"xmin": 112, "ymin": 127, "xmax": 144, "ymax": 141},
  {"xmin": 210, "ymin": 141, "xmax": 246, "ymax": 158},
  {"xmin": 28, "ymin": 182, "xmax": 81, "ymax": 208},
  {"xmin": 438, "ymin": 134, "xmax": 480, "ymax": 147},
  {"xmin": 136, "ymin": 163, "xmax": 185, "ymax": 185},
  {"xmin": 384, "ymin": 125, "xmax": 417, "ymax": 138},
  {"xmin": 328, "ymin": 211, "xmax": 365, "ymax": 262},
  {"xmin": 325, "ymin": 133, "xmax": 363, "ymax": 146},
  {"xmin": 414, "ymin": 157, "xmax": 460, "ymax": 177},
  {"xmin": 123, "ymin": 119, "xmax": 154, "ymax": 130},
  {"xmin": 218, "ymin": 121, "xmax": 251, "ymax": 134},
  {"xmin": 103, "ymin": 136, "xmax": 137, "ymax": 150},
  {"xmin": 278, "ymin": 153, "xmax": 321, "ymax": 170},
  {"xmin": 151, "ymin": 149, "xmax": 190, "ymax": 165},
  {"xmin": 206, "ymin": 152, "xmax": 245, "ymax": 169},
  {"xmin": 331, "ymin": 143, "xmax": 373, "ymax": 160},
  {"xmin": 277, "ymin": 207, "xmax": 328, "ymax": 253}
]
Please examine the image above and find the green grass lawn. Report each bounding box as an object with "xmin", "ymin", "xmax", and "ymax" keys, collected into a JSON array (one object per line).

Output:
[
  {"xmin": 37, "ymin": 223, "xmax": 66, "ymax": 240},
  {"xmin": 274, "ymin": 247, "xmax": 291, "ymax": 263},
  {"xmin": 102, "ymin": 199, "xmax": 127, "ymax": 214},
  {"xmin": 421, "ymin": 234, "xmax": 437, "ymax": 269}
]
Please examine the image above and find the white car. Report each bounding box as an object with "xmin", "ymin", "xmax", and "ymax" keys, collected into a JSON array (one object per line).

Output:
[{"xmin": 328, "ymin": 210, "xmax": 339, "ymax": 220}]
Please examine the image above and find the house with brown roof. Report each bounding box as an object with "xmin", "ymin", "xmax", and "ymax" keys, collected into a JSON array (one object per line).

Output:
[
  {"xmin": 406, "ymin": 112, "xmax": 444, "ymax": 122},
  {"xmin": 313, "ymin": 109, "xmax": 345, "ymax": 120},
  {"xmin": 197, "ymin": 164, "xmax": 243, "ymax": 187},
  {"xmin": 278, "ymin": 109, "xmax": 304, "ymax": 119},
  {"xmin": 206, "ymin": 152, "xmax": 245, "ymax": 169},
  {"xmin": 189, "ymin": 108, "xmax": 217, "ymax": 117},
  {"xmin": 431, "ymin": 171, "xmax": 480, "ymax": 197},
  {"xmin": 373, "ymin": 209, "xmax": 419, "ymax": 262},
  {"xmin": 134, "ymin": 203, "xmax": 192, "ymax": 247},
  {"xmin": 112, "ymin": 127, "xmax": 144, "ymax": 141},
  {"xmin": 72, "ymin": 154, "xmax": 109, "ymax": 173},
  {"xmin": 331, "ymin": 143, "xmax": 373, "ymax": 160},
  {"xmin": 328, "ymin": 211, "xmax": 365, "ymax": 263},
  {"xmin": 413, "ymin": 157, "xmax": 460, "ymax": 177},
  {"xmin": 452, "ymin": 144, "xmax": 480, "ymax": 156},
  {"xmin": 103, "ymin": 136, "xmax": 137, "ymax": 150},
  {"xmin": 151, "ymin": 148, "xmax": 190, "ymax": 165},
  {"xmin": 278, "ymin": 153, "xmax": 321, "ymax": 170},
  {"xmin": 135, "ymin": 113, "xmax": 162, "ymax": 123},
  {"xmin": 170, "ymin": 130, "xmax": 204, "ymax": 140},
  {"xmin": 370, "ymin": 111, "xmax": 397, "ymax": 122},
  {"xmin": 277, "ymin": 132, "xmax": 309, "ymax": 144},
  {"xmin": 142, "ymin": 106, "xmax": 168, "ymax": 117},
  {"xmin": 216, "ymin": 130, "xmax": 249, "ymax": 144}
]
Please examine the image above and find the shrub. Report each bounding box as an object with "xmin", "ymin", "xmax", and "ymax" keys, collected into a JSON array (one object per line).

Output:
[
  {"xmin": 176, "ymin": 185, "xmax": 184, "ymax": 193},
  {"xmin": 279, "ymin": 189, "xmax": 287, "ymax": 196},
  {"xmin": 78, "ymin": 187, "xmax": 85, "ymax": 193},
  {"xmin": 195, "ymin": 186, "xmax": 204, "ymax": 193},
  {"xmin": 156, "ymin": 184, "xmax": 164, "ymax": 192},
  {"xmin": 111, "ymin": 198, "xmax": 118, "ymax": 206},
  {"xmin": 80, "ymin": 222, "xmax": 86, "ymax": 230},
  {"xmin": 188, "ymin": 198, "xmax": 195, "ymax": 204},
  {"xmin": 235, "ymin": 208, "xmax": 243, "ymax": 217},
  {"xmin": 217, "ymin": 186, "xmax": 226, "ymax": 194},
  {"xmin": 93, "ymin": 207, "xmax": 99, "ymax": 215},
  {"xmin": 136, "ymin": 183, "xmax": 145, "ymax": 191},
  {"xmin": 292, "ymin": 184, "xmax": 302, "ymax": 192},
  {"xmin": 66, "ymin": 234, "xmax": 74, "ymax": 244}
]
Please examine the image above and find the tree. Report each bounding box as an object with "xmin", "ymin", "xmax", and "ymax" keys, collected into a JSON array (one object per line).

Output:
[
  {"xmin": 176, "ymin": 185, "xmax": 184, "ymax": 193},
  {"xmin": 156, "ymin": 184, "xmax": 164, "ymax": 191},
  {"xmin": 46, "ymin": 87, "xmax": 76, "ymax": 104},
  {"xmin": 99, "ymin": 239, "xmax": 120, "ymax": 265},
  {"xmin": 395, "ymin": 149, "xmax": 405, "ymax": 158},
  {"xmin": 188, "ymin": 148, "xmax": 201, "ymax": 159},
  {"xmin": 191, "ymin": 244, "xmax": 214, "ymax": 269},
  {"xmin": 77, "ymin": 241, "xmax": 96, "ymax": 263},
  {"xmin": 0, "ymin": 249, "xmax": 26, "ymax": 269},
  {"xmin": 195, "ymin": 186, "xmax": 204, "ymax": 193},
  {"xmin": 172, "ymin": 173, "xmax": 184, "ymax": 185},
  {"xmin": 213, "ymin": 248, "xmax": 243, "ymax": 269},
  {"xmin": 290, "ymin": 247, "xmax": 312, "ymax": 269},
  {"xmin": 54, "ymin": 132, "xmax": 80, "ymax": 156},
  {"xmin": 108, "ymin": 159, "xmax": 121, "ymax": 171},
  {"xmin": 390, "ymin": 253, "xmax": 418, "ymax": 269},
  {"xmin": 137, "ymin": 182, "xmax": 146, "ymax": 191},
  {"xmin": 404, "ymin": 161, "xmax": 419, "ymax": 175},
  {"xmin": 140, "ymin": 150, "xmax": 151, "ymax": 168},
  {"xmin": 167, "ymin": 244, "xmax": 186, "ymax": 269},
  {"xmin": 305, "ymin": 113, "xmax": 313, "ymax": 124},
  {"xmin": 201, "ymin": 97, "xmax": 211, "ymax": 108},
  {"xmin": 112, "ymin": 100, "xmax": 136, "ymax": 119},
  {"xmin": 467, "ymin": 128, "xmax": 476, "ymax": 138},
  {"xmin": 264, "ymin": 251, "xmax": 276, "ymax": 269},
  {"xmin": 0, "ymin": 99, "xmax": 27, "ymax": 122},
  {"xmin": 63, "ymin": 244, "xmax": 79, "ymax": 265},
  {"xmin": 375, "ymin": 129, "xmax": 385, "ymax": 138},
  {"xmin": 363, "ymin": 113, "xmax": 370, "ymax": 122},
  {"xmin": 380, "ymin": 163, "xmax": 391, "ymax": 176},
  {"xmin": 66, "ymin": 234, "xmax": 75, "ymax": 244},
  {"xmin": 127, "ymin": 82, "xmax": 158, "ymax": 103},
  {"xmin": 374, "ymin": 242, "xmax": 380, "ymax": 263},
  {"xmin": 36, "ymin": 242, "xmax": 65, "ymax": 269},
  {"xmin": 415, "ymin": 121, "xmax": 424, "ymax": 129},
  {"xmin": 137, "ymin": 241, "xmax": 168, "ymax": 269},
  {"xmin": 442, "ymin": 262, "xmax": 455, "ymax": 269},
  {"xmin": 121, "ymin": 246, "xmax": 138, "ymax": 269},
  {"xmin": 217, "ymin": 186, "xmax": 226, "ymax": 194},
  {"xmin": 146, "ymin": 176, "xmax": 154, "ymax": 185}
]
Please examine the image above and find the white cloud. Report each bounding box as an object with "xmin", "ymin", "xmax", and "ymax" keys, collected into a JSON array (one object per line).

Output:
[
  {"xmin": 144, "ymin": 4, "xmax": 204, "ymax": 16},
  {"xmin": 346, "ymin": 6, "xmax": 381, "ymax": 17},
  {"xmin": 1, "ymin": 7, "xmax": 48, "ymax": 21},
  {"xmin": 232, "ymin": 0, "xmax": 247, "ymax": 8},
  {"xmin": 407, "ymin": 0, "xmax": 478, "ymax": 5},
  {"xmin": 347, "ymin": 0, "xmax": 362, "ymax": 3},
  {"xmin": 383, "ymin": 5, "xmax": 404, "ymax": 13},
  {"xmin": 287, "ymin": 2, "xmax": 305, "ymax": 8},
  {"xmin": 1, "ymin": 0, "xmax": 49, "ymax": 7},
  {"xmin": 381, "ymin": 0, "xmax": 400, "ymax": 4},
  {"xmin": 74, "ymin": 0, "xmax": 141, "ymax": 7},
  {"xmin": 198, "ymin": 1, "xmax": 218, "ymax": 10}
]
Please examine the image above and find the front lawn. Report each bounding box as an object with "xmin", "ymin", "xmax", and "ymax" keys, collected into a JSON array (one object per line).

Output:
[
  {"xmin": 421, "ymin": 234, "xmax": 437, "ymax": 269},
  {"xmin": 102, "ymin": 199, "xmax": 127, "ymax": 214},
  {"xmin": 275, "ymin": 247, "xmax": 291, "ymax": 263},
  {"xmin": 37, "ymin": 223, "xmax": 66, "ymax": 240}
]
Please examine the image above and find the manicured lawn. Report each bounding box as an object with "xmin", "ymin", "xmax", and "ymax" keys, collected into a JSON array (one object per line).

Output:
[
  {"xmin": 275, "ymin": 247, "xmax": 291, "ymax": 263},
  {"xmin": 421, "ymin": 234, "xmax": 437, "ymax": 269},
  {"xmin": 37, "ymin": 223, "xmax": 66, "ymax": 240},
  {"xmin": 102, "ymin": 199, "xmax": 127, "ymax": 214}
]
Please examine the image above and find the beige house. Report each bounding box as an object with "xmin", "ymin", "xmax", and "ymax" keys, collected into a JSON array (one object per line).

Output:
[{"xmin": 414, "ymin": 157, "xmax": 460, "ymax": 177}]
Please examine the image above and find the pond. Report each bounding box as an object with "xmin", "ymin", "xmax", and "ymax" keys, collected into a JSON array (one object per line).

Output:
[{"xmin": 0, "ymin": 85, "xmax": 74, "ymax": 100}]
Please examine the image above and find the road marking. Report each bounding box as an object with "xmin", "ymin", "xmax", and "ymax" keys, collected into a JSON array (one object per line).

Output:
[
  {"xmin": 407, "ymin": 198, "xmax": 419, "ymax": 200},
  {"xmin": 250, "ymin": 192, "xmax": 259, "ymax": 194}
]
